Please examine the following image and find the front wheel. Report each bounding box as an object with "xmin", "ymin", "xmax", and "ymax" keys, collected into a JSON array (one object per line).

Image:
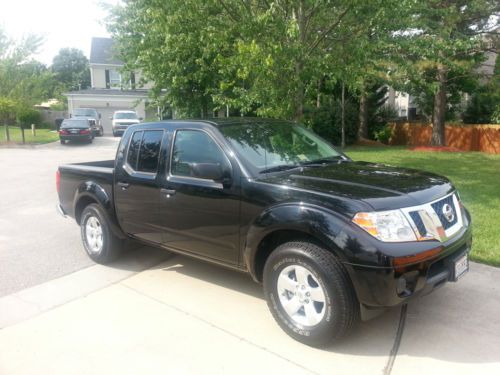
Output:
[
  {"xmin": 80, "ymin": 204, "xmax": 123, "ymax": 263},
  {"xmin": 263, "ymin": 241, "xmax": 359, "ymax": 346}
]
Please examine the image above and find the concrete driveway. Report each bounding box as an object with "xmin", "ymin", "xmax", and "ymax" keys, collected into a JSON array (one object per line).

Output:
[
  {"xmin": 0, "ymin": 137, "xmax": 153, "ymax": 297},
  {"xmin": 0, "ymin": 255, "xmax": 499, "ymax": 374},
  {"xmin": 0, "ymin": 139, "xmax": 499, "ymax": 374}
]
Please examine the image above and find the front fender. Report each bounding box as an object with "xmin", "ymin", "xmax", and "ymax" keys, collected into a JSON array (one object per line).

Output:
[
  {"xmin": 243, "ymin": 203, "xmax": 350, "ymax": 280},
  {"xmin": 73, "ymin": 181, "xmax": 125, "ymax": 239}
]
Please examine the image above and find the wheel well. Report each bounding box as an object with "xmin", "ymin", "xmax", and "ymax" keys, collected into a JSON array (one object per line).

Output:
[
  {"xmin": 74, "ymin": 196, "xmax": 98, "ymax": 224},
  {"xmin": 253, "ymin": 230, "xmax": 332, "ymax": 282}
]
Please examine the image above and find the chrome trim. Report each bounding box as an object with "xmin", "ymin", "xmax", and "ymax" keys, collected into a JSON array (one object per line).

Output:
[{"xmin": 400, "ymin": 192, "xmax": 463, "ymax": 242}]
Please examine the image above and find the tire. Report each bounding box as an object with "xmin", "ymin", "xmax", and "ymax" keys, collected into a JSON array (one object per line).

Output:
[
  {"xmin": 263, "ymin": 241, "xmax": 359, "ymax": 347},
  {"xmin": 99, "ymin": 128, "xmax": 104, "ymax": 136},
  {"xmin": 60, "ymin": 139, "xmax": 65, "ymax": 145},
  {"xmin": 112, "ymin": 131, "xmax": 117, "ymax": 137},
  {"xmin": 80, "ymin": 204, "xmax": 123, "ymax": 263}
]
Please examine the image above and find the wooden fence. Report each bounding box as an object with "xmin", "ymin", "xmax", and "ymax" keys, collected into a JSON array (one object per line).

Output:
[{"xmin": 389, "ymin": 122, "xmax": 500, "ymax": 154}]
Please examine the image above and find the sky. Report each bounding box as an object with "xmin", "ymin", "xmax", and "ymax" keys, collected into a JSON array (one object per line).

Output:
[{"xmin": 0, "ymin": 0, "xmax": 118, "ymax": 65}]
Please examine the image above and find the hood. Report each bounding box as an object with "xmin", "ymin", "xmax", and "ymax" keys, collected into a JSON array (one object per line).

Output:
[
  {"xmin": 113, "ymin": 119, "xmax": 140, "ymax": 124},
  {"xmin": 257, "ymin": 161, "xmax": 454, "ymax": 211}
]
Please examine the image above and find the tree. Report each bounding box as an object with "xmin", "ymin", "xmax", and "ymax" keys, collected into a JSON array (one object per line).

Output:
[
  {"xmin": 51, "ymin": 48, "xmax": 90, "ymax": 91},
  {"xmin": 397, "ymin": 0, "xmax": 499, "ymax": 145},
  {"xmin": 0, "ymin": 97, "xmax": 17, "ymax": 141},
  {"xmin": 0, "ymin": 27, "xmax": 56, "ymax": 105}
]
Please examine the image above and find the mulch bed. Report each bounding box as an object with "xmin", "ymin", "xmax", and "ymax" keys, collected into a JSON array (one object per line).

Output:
[{"xmin": 409, "ymin": 146, "xmax": 463, "ymax": 152}]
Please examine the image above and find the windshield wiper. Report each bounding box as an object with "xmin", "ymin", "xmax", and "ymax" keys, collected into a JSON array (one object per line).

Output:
[
  {"xmin": 300, "ymin": 156, "xmax": 346, "ymax": 167},
  {"xmin": 259, "ymin": 164, "xmax": 300, "ymax": 174}
]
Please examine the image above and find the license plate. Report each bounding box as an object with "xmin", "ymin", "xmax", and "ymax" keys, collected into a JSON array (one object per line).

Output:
[
  {"xmin": 454, "ymin": 254, "xmax": 469, "ymax": 281},
  {"xmin": 70, "ymin": 130, "xmax": 78, "ymax": 134}
]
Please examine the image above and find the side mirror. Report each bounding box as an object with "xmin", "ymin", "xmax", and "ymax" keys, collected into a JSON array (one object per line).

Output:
[{"xmin": 191, "ymin": 163, "xmax": 231, "ymax": 185}]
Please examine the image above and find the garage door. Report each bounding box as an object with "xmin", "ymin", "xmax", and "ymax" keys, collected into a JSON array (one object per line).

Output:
[{"xmin": 96, "ymin": 107, "xmax": 117, "ymax": 136}]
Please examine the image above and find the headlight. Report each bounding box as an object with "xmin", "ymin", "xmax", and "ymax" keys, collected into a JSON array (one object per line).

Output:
[{"xmin": 352, "ymin": 210, "xmax": 417, "ymax": 242}]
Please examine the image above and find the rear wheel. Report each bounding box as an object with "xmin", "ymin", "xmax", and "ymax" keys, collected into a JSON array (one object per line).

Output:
[
  {"xmin": 263, "ymin": 241, "xmax": 359, "ymax": 346},
  {"xmin": 60, "ymin": 139, "xmax": 65, "ymax": 145},
  {"xmin": 80, "ymin": 204, "xmax": 123, "ymax": 263}
]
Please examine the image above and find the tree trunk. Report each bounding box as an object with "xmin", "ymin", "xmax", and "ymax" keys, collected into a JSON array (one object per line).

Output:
[
  {"xmin": 4, "ymin": 124, "xmax": 9, "ymax": 142},
  {"xmin": 358, "ymin": 92, "xmax": 368, "ymax": 139},
  {"xmin": 21, "ymin": 126, "xmax": 25, "ymax": 144},
  {"xmin": 294, "ymin": 63, "xmax": 304, "ymax": 121},
  {"xmin": 431, "ymin": 67, "xmax": 447, "ymax": 146},
  {"xmin": 341, "ymin": 82, "xmax": 346, "ymax": 149}
]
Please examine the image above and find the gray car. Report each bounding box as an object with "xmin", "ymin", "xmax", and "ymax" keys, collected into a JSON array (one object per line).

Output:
[{"xmin": 72, "ymin": 108, "xmax": 104, "ymax": 136}]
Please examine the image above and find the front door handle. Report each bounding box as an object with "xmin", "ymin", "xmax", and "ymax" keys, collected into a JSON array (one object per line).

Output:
[
  {"xmin": 160, "ymin": 188, "xmax": 176, "ymax": 198},
  {"xmin": 118, "ymin": 182, "xmax": 130, "ymax": 190}
]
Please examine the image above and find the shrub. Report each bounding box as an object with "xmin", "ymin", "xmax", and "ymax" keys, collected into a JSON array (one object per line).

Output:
[
  {"xmin": 491, "ymin": 105, "xmax": 500, "ymax": 125},
  {"xmin": 16, "ymin": 108, "xmax": 42, "ymax": 128},
  {"xmin": 374, "ymin": 125, "xmax": 392, "ymax": 144}
]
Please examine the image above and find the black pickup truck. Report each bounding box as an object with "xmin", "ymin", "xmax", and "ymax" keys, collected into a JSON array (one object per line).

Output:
[{"xmin": 57, "ymin": 118, "xmax": 472, "ymax": 346}]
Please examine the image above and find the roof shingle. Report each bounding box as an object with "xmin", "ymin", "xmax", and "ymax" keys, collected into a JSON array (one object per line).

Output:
[{"xmin": 89, "ymin": 37, "xmax": 123, "ymax": 65}]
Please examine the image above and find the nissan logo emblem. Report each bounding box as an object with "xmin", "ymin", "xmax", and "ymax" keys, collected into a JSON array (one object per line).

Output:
[{"xmin": 442, "ymin": 203, "xmax": 455, "ymax": 223}]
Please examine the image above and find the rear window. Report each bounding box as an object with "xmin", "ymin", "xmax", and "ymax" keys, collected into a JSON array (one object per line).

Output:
[
  {"xmin": 61, "ymin": 119, "xmax": 89, "ymax": 128},
  {"xmin": 126, "ymin": 130, "xmax": 163, "ymax": 173},
  {"xmin": 73, "ymin": 109, "xmax": 97, "ymax": 117}
]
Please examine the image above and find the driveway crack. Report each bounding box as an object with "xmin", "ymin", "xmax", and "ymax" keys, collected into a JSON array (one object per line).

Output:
[{"xmin": 383, "ymin": 304, "xmax": 408, "ymax": 375}]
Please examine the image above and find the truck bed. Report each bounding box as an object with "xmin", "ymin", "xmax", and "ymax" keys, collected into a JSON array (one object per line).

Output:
[{"xmin": 58, "ymin": 160, "xmax": 115, "ymax": 219}]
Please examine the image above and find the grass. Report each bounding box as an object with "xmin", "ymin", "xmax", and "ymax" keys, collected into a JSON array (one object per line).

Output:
[
  {"xmin": 0, "ymin": 125, "xmax": 59, "ymax": 144},
  {"xmin": 344, "ymin": 146, "xmax": 500, "ymax": 267}
]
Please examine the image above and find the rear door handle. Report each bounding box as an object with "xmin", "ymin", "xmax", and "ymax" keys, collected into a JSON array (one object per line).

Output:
[
  {"xmin": 160, "ymin": 188, "xmax": 176, "ymax": 197},
  {"xmin": 118, "ymin": 182, "xmax": 130, "ymax": 190}
]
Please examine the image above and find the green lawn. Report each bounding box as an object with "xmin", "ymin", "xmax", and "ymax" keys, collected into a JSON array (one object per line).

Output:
[
  {"xmin": 344, "ymin": 146, "xmax": 500, "ymax": 267},
  {"xmin": 0, "ymin": 125, "xmax": 59, "ymax": 144}
]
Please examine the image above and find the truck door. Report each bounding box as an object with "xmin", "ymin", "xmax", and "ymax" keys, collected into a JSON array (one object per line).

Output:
[
  {"xmin": 159, "ymin": 127, "xmax": 240, "ymax": 265},
  {"xmin": 114, "ymin": 129, "xmax": 166, "ymax": 244}
]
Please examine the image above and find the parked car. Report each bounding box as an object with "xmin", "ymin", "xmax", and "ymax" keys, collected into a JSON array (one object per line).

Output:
[
  {"xmin": 58, "ymin": 119, "xmax": 94, "ymax": 144},
  {"xmin": 56, "ymin": 118, "xmax": 472, "ymax": 346},
  {"xmin": 72, "ymin": 108, "xmax": 103, "ymax": 136},
  {"xmin": 111, "ymin": 110, "xmax": 141, "ymax": 137}
]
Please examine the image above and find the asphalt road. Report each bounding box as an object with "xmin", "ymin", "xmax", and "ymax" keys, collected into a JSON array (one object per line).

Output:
[{"xmin": 0, "ymin": 137, "xmax": 122, "ymax": 297}]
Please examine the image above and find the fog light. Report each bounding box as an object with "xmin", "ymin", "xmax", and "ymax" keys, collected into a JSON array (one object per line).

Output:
[
  {"xmin": 396, "ymin": 271, "xmax": 420, "ymax": 297},
  {"xmin": 396, "ymin": 277, "xmax": 407, "ymax": 295}
]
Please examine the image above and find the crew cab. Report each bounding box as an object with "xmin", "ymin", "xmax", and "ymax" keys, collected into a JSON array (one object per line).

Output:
[
  {"xmin": 72, "ymin": 108, "xmax": 104, "ymax": 136},
  {"xmin": 56, "ymin": 118, "xmax": 472, "ymax": 346}
]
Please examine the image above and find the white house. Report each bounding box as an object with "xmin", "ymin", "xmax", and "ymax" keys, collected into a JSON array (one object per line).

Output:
[{"xmin": 64, "ymin": 37, "xmax": 156, "ymax": 133}]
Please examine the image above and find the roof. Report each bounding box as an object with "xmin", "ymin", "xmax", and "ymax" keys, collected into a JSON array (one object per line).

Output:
[
  {"xmin": 89, "ymin": 37, "xmax": 123, "ymax": 65},
  {"xmin": 64, "ymin": 89, "xmax": 149, "ymax": 97},
  {"xmin": 138, "ymin": 117, "xmax": 294, "ymax": 128}
]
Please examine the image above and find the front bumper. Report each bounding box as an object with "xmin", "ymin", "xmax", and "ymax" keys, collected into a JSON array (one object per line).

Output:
[{"xmin": 347, "ymin": 222, "xmax": 472, "ymax": 312}]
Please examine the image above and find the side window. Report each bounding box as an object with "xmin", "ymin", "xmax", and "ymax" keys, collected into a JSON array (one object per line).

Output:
[
  {"xmin": 127, "ymin": 131, "xmax": 143, "ymax": 169},
  {"xmin": 126, "ymin": 130, "xmax": 163, "ymax": 173},
  {"xmin": 137, "ymin": 130, "xmax": 163, "ymax": 173},
  {"xmin": 171, "ymin": 130, "xmax": 229, "ymax": 179}
]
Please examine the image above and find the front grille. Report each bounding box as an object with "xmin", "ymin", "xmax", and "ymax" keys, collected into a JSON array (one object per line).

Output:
[
  {"xmin": 409, "ymin": 211, "xmax": 427, "ymax": 237},
  {"xmin": 431, "ymin": 195, "xmax": 458, "ymax": 230}
]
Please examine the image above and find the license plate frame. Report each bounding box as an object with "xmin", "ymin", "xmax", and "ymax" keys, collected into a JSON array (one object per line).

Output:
[{"xmin": 453, "ymin": 253, "xmax": 469, "ymax": 281}]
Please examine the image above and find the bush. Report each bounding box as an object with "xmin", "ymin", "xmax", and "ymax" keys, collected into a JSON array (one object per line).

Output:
[
  {"xmin": 16, "ymin": 108, "xmax": 42, "ymax": 128},
  {"xmin": 462, "ymin": 90, "xmax": 498, "ymax": 124},
  {"xmin": 305, "ymin": 100, "xmax": 359, "ymax": 146},
  {"xmin": 490, "ymin": 105, "xmax": 500, "ymax": 124},
  {"xmin": 374, "ymin": 125, "xmax": 392, "ymax": 144},
  {"xmin": 368, "ymin": 105, "xmax": 398, "ymax": 139}
]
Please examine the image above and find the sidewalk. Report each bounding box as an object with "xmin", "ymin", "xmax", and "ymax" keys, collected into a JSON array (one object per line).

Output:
[{"xmin": 0, "ymin": 257, "xmax": 499, "ymax": 375}]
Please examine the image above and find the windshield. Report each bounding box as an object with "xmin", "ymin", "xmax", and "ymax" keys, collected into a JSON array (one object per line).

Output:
[
  {"xmin": 73, "ymin": 109, "xmax": 96, "ymax": 117},
  {"xmin": 61, "ymin": 119, "xmax": 89, "ymax": 128},
  {"xmin": 219, "ymin": 121, "xmax": 342, "ymax": 174},
  {"xmin": 114, "ymin": 112, "xmax": 138, "ymax": 119}
]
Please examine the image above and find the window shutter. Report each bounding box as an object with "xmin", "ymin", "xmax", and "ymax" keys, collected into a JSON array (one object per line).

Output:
[
  {"xmin": 105, "ymin": 69, "xmax": 110, "ymax": 89},
  {"xmin": 131, "ymin": 73, "xmax": 136, "ymax": 89}
]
